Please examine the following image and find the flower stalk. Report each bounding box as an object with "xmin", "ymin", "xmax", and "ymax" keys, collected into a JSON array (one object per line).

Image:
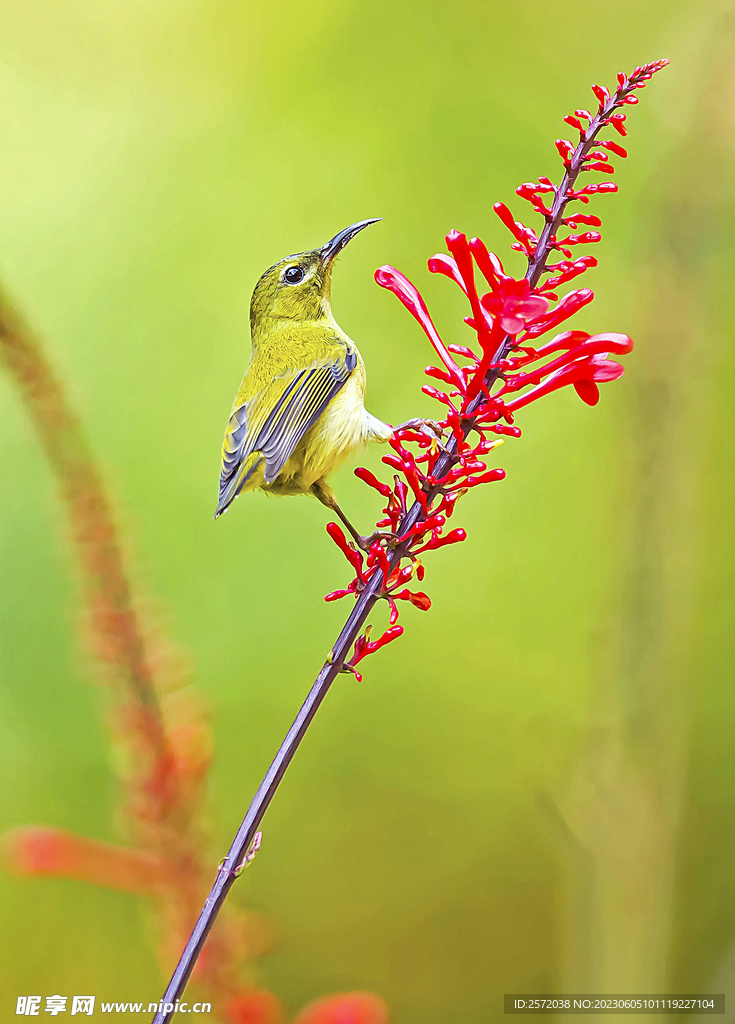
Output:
[{"xmin": 151, "ymin": 59, "xmax": 668, "ymax": 1021}]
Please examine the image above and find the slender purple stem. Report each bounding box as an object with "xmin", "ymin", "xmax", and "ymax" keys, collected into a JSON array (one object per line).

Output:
[{"xmin": 151, "ymin": 74, "xmax": 645, "ymax": 1024}]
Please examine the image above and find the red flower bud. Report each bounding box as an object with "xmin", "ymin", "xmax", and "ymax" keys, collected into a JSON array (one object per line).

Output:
[
  {"xmin": 609, "ymin": 112, "xmax": 628, "ymax": 136},
  {"xmin": 583, "ymin": 161, "xmax": 615, "ymax": 174},
  {"xmin": 597, "ymin": 139, "xmax": 628, "ymax": 158},
  {"xmin": 591, "ymin": 83, "xmax": 610, "ymax": 107},
  {"xmin": 354, "ymin": 467, "xmax": 391, "ymax": 497},
  {"xmin": 557, "ymin": 231, "xmax": 602, "ymax": 246},
  {"xmin": 326, "ymin": 523, "xmax": 363, "ymax": 579}
]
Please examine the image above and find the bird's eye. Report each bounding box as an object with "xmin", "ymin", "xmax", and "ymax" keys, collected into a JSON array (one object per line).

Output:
[{"xmin": 284, "ymin": 266, "xmax": 304, "ymax": 285}]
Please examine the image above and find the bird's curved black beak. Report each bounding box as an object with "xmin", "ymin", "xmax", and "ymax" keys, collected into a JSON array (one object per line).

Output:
[{"xmin": 320, "ymin": 218, "xmax": 382, "ymax": 265}]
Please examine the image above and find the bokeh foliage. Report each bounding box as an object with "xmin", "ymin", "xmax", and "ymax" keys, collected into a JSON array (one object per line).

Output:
[{"xmin": 1, "ymin": 2, "xmax": 733, "ymax": 1021}]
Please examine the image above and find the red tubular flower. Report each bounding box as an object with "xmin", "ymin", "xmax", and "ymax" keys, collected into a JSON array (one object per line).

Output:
[
  {"xmin": 374, "ymin": 265, "xmax": 464, "ymax": 388},
  {"xmin": 325, "ymin": 59, "xmax": 668, "ymax": 680},
  {"xmin": 520, "ymin": 289, "xmax": 594, "ymax": 339},
  {"xmin": 3, "ymin": 827, "xmax": 165, "ymax": 895},
  {"xmin": 427, "ymin": 252, "xmax": 469, "ymax": 294},
  {"xmin": 354, "ymin": 467, "xmax": 391, "ymax": 497},
  {"xmin": 609, "ymin": 112, "xmax": 628, "ymax": 135},
  {"xmin": 346, "ymin": 625, "xmax": 404, "ymax": 681},
  {"xmin": 481, "ymin": 279, "xmax": 549, "ymax": 335},
  {"xmin": 326, "ymin": 522, "xmax": 365, "ymax": 581}
]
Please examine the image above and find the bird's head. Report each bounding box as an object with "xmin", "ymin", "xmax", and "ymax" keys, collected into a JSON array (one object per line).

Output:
[{"xmin": 250, "ymin": 219, "xmax": 381, "ymax": 338}]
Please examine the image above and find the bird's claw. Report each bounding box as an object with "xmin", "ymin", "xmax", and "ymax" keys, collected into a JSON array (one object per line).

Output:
[
  {"xmin": 356, "ymin": 529, "xmax": 399, "ymax": 553},
  {"xmin": 394, "ymin": 417, "xmax": 445, "ymax": 441}
]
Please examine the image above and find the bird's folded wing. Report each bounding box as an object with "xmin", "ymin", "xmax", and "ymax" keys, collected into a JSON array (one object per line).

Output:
[{"xmin": 217, "ymin": 351, "xmax": 356, "ymax": 513}]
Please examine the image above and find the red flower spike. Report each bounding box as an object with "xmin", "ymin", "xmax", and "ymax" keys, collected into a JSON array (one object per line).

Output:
[{"xmin": 341, "ymin": 62, "xmax": 663, "ymax": 687}]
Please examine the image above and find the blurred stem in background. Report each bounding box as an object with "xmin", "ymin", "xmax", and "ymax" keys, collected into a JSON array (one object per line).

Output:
[{"xmin": 0, "ymin": 293, "xmax": 387, "ymax": 1024}]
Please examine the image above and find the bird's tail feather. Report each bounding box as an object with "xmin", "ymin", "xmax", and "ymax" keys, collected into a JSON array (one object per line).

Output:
[{"xmin": 214, "ymin": 452, "xmax": 265, "ymax": 519}]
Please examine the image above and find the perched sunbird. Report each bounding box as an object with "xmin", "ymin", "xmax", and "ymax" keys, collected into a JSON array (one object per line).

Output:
[{"xmin": 216, "ymin": 219, "xmax": 428, "ymax": 546}]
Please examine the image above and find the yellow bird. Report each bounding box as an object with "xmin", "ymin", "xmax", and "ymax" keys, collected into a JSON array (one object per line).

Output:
[{"xmin": 215, "ymin": 219, "xmax": 397, "ymax": 546}]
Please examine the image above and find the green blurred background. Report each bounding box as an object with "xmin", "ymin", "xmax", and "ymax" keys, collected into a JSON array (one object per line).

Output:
[{"xmin": 1, "ymin": 1, "xmax": 733, "ymax": 1021}]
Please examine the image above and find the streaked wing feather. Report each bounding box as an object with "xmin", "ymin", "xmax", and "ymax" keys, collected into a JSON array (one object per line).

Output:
[{"xmin": 218, "ymin": 352, "xmax": 355, "ymax": 510}]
